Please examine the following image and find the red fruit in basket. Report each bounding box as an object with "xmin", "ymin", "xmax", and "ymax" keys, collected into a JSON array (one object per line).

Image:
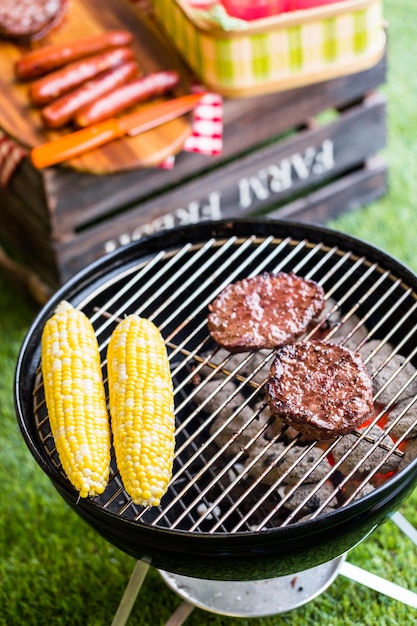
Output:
[
  {"xmin": 294, "ymin": 1, "xmax": 342, "ymax": 9},
  {"xmin": 221, "ymin": 0, "xmax": 341, "ymax": 20},
  {"xmin": 221, "ymin": 0, "xmax": 290, "ymax": 20}
]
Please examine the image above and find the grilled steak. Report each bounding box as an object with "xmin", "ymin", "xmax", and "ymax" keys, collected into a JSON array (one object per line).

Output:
[
  {"xmin": 266, "ymin": 340, "xmax": 374, "ymax": 440},
  {"xmin": 207, "ymin": 272, "xmax": 325, "ymax": 353},
  {"xmin": 0, "ymin": 0, "xmax": 68, "ymax": 41}
]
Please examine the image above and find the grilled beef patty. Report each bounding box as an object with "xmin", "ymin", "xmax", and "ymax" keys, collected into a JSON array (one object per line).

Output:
[
  {"xmin": 0, "ymin": 0, "xmax": 68, "ymax": 41},
  {"xmin": 266, "ymin": 340, "xmax": 374, "ymax": 440},
  {"xmin": 207, "ymin": 272, "xmax": 325, "ymax": 353}
]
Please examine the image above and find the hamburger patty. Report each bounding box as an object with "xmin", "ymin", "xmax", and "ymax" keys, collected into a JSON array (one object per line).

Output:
[
  {"xmin": 207, "ymin": 272, "xmax": 325, "ymax": 352},
  {"xmin": 0, "ymin": 0, "xmax": 68, "ymax": 40},
  {"xmin": 266, "ymin": 340, "xmax": 374, "ymax": 440}
]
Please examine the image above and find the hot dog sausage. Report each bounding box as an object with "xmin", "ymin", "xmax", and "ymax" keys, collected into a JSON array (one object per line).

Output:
[
  {"xmin": 29, "ymin": 47, "xmax": 136, "ymax": 106},
  {"xmin": 41, "ymin": 61, "xmax": 140, "ymax": 128},
  {"xmin": 16, "ymin": 30, "xmax": 134, "ymax": 79},
  {"xmin": 75, "ymin": 71, "xmax": 180, "ymax": 127}
]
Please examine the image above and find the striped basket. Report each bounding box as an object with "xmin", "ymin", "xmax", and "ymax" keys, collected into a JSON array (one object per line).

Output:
[{"xmin": 152, "ymin": 0, "xmax": 386, "ymax": 96}]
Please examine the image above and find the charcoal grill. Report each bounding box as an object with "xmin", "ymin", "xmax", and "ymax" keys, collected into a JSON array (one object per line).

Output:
[{"xmin": 14, "ymin": 219, "xmax": 417, "ymax": 618}]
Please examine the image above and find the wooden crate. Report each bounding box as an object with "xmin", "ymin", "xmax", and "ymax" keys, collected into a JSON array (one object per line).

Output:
[{"xmin": 0, "ymin": 52, "xmax": 387, "ymax": 303}]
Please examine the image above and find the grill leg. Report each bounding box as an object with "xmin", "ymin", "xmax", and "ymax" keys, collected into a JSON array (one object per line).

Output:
[
  {"xmin": 110, "ymin": 560, "xmax": 150, "ymax": 626},
  {"xmin": 164, "ymin": 601, "xmax": 195, "ymax": 626},
  {"xmin": 391, "ymin": 511, "xmax": 417, "ymax": 546}
]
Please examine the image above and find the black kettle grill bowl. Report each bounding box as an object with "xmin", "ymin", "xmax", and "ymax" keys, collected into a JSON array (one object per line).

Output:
[{"xmin": 14, "ymin": 219, "xmax": 417, "ymax": 580}]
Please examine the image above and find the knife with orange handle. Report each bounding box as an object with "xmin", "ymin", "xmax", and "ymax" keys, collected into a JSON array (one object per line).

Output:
[{"xmin": 31, "ymin": 93, "xmax": 203, "ymax": 169}]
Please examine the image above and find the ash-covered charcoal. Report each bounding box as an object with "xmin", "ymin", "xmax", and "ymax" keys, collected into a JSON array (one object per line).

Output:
[
  {"xmin": 238, "ymin": 349, "xmax": 274, "ymax": 386},
  {"xmin": 244, "ymin": 441, "xmax": 333, "ymax": 486},
  {"xmin": 207, "ymin": 272, "xmax": 325, "ymax": 353},
  {"xmin": 266, "ymin": 340, "xmax": 374, "ymax": 441},
  {"xmin": 359, "ymin": 340, "xmax": 417, "ymax": 405},
  {"xmin": 209, "ymin": 411, "xmax": 271, "ymax": 457},
  {"xmin": 331, "ymin": 425, "xmax": 400, "ymax": 476},
  {"xmin": 396, "ymin": 437, "xmax": 417, "ymax": 471},
  {"xmin": 196, "ymin": 501, "xmax": 222, "ymax": 521},
  {"xmin": 197, "ymin": 348, "xmax": 272, "ymax": 388},
  {"xmin": 195, "ymin": 379, "xmax": 253, "ymax": 421},
  {"xmin": 281, "ymin": 481, "xmax": 338, "ymax": 516},
  {"xmin": 196, "ymin": 349, "xmax": 251, "ymax": 381},
  {"xmin": 340, "ymin": 479, "xmax": 375, "ymax": 501},
  {"xmin": 196, "ymin": 380, "xmax": 270, "ymax": 455},
  {"xmin": 314, "ymin": 298, "xmax": 368, "ymax": 350},
  {"xmin": 384, "ymin": 398, "xmax": 417, "ymax": 440},
  {"xmin": 313, "ymin": 298, "xmax": 369, "ymax": 350}
]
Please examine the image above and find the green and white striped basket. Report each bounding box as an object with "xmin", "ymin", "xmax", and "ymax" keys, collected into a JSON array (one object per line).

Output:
[{"xmin": 152, "ymin": 0, "xmax": 386, "ymax": 96}]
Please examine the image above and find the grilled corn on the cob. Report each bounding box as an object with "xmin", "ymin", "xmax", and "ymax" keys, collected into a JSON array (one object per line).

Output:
[
  {"xmin": 41, "ymin": 300, "xmax": 111, "ymax": 498},
  {"xmin": 107, "ymin": 315, "xmax": 175, "ymax": 507}
]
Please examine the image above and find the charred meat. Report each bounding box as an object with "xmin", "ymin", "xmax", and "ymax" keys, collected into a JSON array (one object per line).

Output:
[
  {"xmin": 207, "ymin": 272, "xmax": 325, "ymax": 353},
  {"xmin": 266, "ymin": 340, "xmax": 374, "ymax": 440}
]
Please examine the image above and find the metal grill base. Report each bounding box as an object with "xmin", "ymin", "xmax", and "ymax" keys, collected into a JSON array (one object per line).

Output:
[
  {"xmin": 108, "ymin": 514, "xmax": 417, "ymax": 626},
  {"xmin": 159, "ymin": 554, "xmax": 346, "ymax": 618}
]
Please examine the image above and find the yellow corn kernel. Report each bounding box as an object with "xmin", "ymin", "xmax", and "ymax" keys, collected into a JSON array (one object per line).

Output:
[
  {"xmin": 107, "ymin": 315, "xmax": 175, "ymax": 507},
  {"xmin": 41, "ymin": 300, "xmax": 111, "ymax": 498}
]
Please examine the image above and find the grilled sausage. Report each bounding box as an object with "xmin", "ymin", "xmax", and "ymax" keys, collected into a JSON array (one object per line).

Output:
[
  {"xmin": 29, "ymin": 47, "xmax": 136, "ymax": 106},
  {"xmin": 75, "ymin": 70, "xmax": 180, "ymax": 127},
  {"xmin": 16, "ymin": 30, "xmax": 134, "ymax": 79},
  {"xmin": 41, "ymin": 61, "xmax": 140, "ymax": 128}
]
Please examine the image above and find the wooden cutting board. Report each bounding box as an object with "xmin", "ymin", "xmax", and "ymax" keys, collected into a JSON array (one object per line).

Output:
[{"xmin": 0, "ymin": 0, "xmax": 192, "ymax": 174}]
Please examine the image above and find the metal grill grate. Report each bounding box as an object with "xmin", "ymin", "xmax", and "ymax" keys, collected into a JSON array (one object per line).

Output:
[{"xmin": 32, "ymin": 234, "xmax": 417, "ymax": 534}]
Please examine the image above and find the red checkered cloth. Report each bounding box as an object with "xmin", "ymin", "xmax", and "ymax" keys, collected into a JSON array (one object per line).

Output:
[
  {"xmin": 183, "ymin": 90, "xmax": 223, "ymax": 155},
  {"xmin": 133, "ymin": 0, "xmax": 224, "ymax": 166},
  {"xmin": 0, "ymin": 131, "xmax": 28, "ymax": 187},
  {"xmin": 158, "ymin": 88, "xmax": 223, "ymax": 169}
]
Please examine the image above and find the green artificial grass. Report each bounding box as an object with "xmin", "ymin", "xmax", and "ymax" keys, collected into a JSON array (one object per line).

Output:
[{"xmin": 2, "ymin": 1, "xmax": 417, "ymax": 624}]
